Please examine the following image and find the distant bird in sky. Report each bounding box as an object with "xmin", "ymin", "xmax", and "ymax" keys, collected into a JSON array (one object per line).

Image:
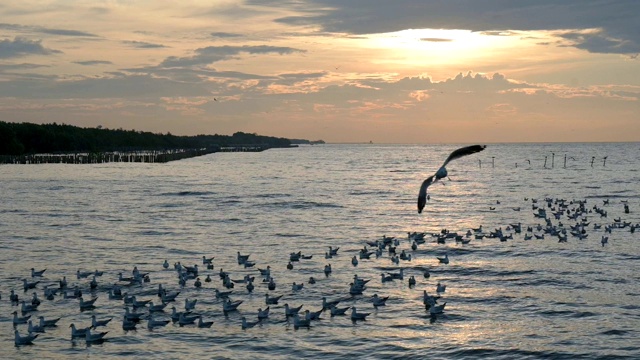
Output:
[{"xmin": 417, "ymin": 145, "xmax": 486, "ymax": 213}]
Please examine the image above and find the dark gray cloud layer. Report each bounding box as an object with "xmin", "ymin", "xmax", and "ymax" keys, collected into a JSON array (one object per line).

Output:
[
  {"xmin": 0, "ymin": 23, "xmax": 98, "ymax": 37},
  {"xmin": 0, "ymin": 37, "xmax": 61, "ymax": 58},
  {"xmin": 123, "ymin": 40, "xmax": 167, "ymax": 49},
  {"xmin": 268, "ymin": 0, "xmax": 640, "ymax": 54},
  {"xmin": 159, "ymin": 45, "xmax": 306, "ymax": 68}
]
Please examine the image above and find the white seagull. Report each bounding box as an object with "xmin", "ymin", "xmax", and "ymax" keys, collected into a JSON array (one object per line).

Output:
[
  {"xmin": 91, "ymin": 315, "xmax": 113, "ymax": 328},
  {"xmin": 69, "ymin": 323, "xmax": 89, "ymax": 339},
  {"xmin": 85, "ymin": 328, "xmax": 108, "ymax": 343},
  {"xmin": 418, "ymin": 145, "xmax": 486, "ymax": 213},
  {"xmin": 14, "ymin": 329, "xmax": 38, "ymax": 346}
]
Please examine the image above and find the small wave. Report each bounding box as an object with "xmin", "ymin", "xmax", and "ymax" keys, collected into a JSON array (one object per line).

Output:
[
  {"xmin": 159, "ymin": 191, "xmax": 215, "ymax": 197},
  {"xmin": 349, "ymin": 190, "xmax": 393, "ymax": 196},
  {"xmin": 138, "ymin": 230, "xmax": 175, "ymax": 236},
  {"xmin": 600, "ymin": 329, "xmax": 630, "ymax": 336},
  {"xmin": 255, "ymin": 193, "xmax": 290, "ymax": 198},
  {"xmin": 265, "ymin": 200, "xmax": 343, "ymax": 209}
]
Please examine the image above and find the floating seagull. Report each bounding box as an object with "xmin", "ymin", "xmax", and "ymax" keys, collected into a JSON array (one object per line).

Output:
[
  {"xmin": 381, "ymin": 273, "xmax": 394, "ymax": 283},
  {"xmin": 305, "ymin": 308, "xmax": 323, "ymax": 321},
  {"xmin": 242, "ymin": 316, "xmax": 260, "ymax": 330},
  {"xmin": 31, "ymin": 268, "xmax": 46, "ymax": 277},
  {"xmin": 12, "ymin": 311, "xmax": 30, "ymax": 325},
  {"xmin": 39, "ymin": 316, "xmax": 60, "ymax": 328},
  {"xmin": 330, "ymin": 306, "xmax": 350, "ymax": 316},
  {"xmin": 14, "ymin": 329, "xmax": 38, "ymax": 346},
  {"xmin": 418, "ymin": 145, "xmax": 486, "ymax": 213},
  {"xmin": 28, "ymin": 320, "xmax": 45, "ymax": 333},
  {"xmin": 284, "ymin": 303, "xmax": 303, "ymax": 317},
  {"xmin": 198, "ymin": 315, "xmax": 213, "ymax": 329},
  {"xmin": 292, "ymin": 314, "xmax": 311, "ymax": 329},
  {"xmin": 124, "ymin": 306, "xmax": 145, "ymax": 321},
  {"xmin": 31, "ymin": 292, "xmax": 41, "ymax": 306},
  {"xmin": 258, "ymin": 266, "xmax": 271, "ymax": 277},
  {"xmin": 324, "ymin": 264, "xmax": 332, "ymax": 276},
  {"xmin": 265, "ymin": 293, "xmax": 283, "ymax": 305},
  {"xmin": 91, "ymin": 315, "xmax": 112, "ymax": 329},
  {"xmin": 10, "ymin": 289, "xmax": 19, "ymax": 303},
  {"xmin": 79, "ymin": 296, "xmax": 98, "ymax": 311},
  {"xmin": 85, "ymin": 328, "xmax": 108, "ymax": 343},
  {"xmin": 122, "ymin": 317, "xmax": 138, "ymax": 331},
  {"xmin": 161, "ymin": 290, "xmax": 180, "ymax": 303},
  {"xmin": 147, "ymin": 315, "xmax": 170, "ymax": 330},
  {"xmin": 350, "ymin": 306, "xmax": 370, "ymax": 321},
  {"xmin": 178, "ymin": 312, "xmax": 199, "ymax": 326},
  {"xmin": 322, "ymin": 296, "xmax": 341, "ymax": 310},
  {"xmin": 216, "ymin": 289, "xmax": 233, "ymax": 299},
  {"xmin": 23, "ymin": 279, "xmax": 40, "ymax": 291},
  {"xmin": 223, "ymin": 299, "xmax": 243, "ymax": 312},
  {"xmin": 69, "ymin": 323, "xmax": 89, "ymax": 339},
  {"xmin": 184, "ymin": 298, "xmax": 197, "ymax": 311},
  {"xmin": 429, "ymin": 302, "xmax": 447, "ymax": 314},
  {"xmin": 258, "ymin": 307, "xmax": 270, "ymax": 319},
  {"xmin": 372, "ymin": 294, "xmax": 389, "ymax": 307},
  {"xmin": 292, "ymin": 282, "xmax": 304, "ymax": 291},
  {"xmin": 21, "ymin": 300, "xmax": 38, "ymax": 313},
  {"xmin": 148, "ymin": 301, "xmax": 168, "ymax": 313}
]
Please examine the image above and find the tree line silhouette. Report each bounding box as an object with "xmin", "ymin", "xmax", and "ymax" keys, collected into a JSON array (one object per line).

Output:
[{"xmin": 0, "ymin": 121, "xmax": 294, "ymax": 155}]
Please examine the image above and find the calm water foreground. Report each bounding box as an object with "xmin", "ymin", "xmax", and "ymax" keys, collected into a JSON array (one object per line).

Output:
[{"xmin": 1, "ymin": 143, "xmax": 639, "ymax": 359}]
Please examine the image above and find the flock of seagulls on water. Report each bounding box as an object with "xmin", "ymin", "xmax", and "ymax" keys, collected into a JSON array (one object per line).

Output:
[
  {"xmin": 3, "ymin": 145, "xmax": 638, "ymax": 348},
  {"xmin": 4, "ymin": 234, "xmax": 455, "ymax": 347}
]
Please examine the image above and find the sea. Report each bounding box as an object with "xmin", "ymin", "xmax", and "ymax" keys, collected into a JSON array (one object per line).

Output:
[{"xmin": 0, "ymin": 143, "xmax": 639, "ymax": 359}]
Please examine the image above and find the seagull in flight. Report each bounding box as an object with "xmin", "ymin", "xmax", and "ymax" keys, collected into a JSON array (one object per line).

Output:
[{"xmin": 417, "ymin": 145, "xmax": 486, "ymax": 213}]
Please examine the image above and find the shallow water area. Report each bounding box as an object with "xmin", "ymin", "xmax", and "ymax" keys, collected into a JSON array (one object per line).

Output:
[{"xmin": 1, "ymin": 143, "xmax": 639, "ymax": 359}]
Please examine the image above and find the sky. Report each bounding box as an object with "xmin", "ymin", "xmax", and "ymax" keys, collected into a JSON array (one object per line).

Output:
[{"xmin": 0, "ymin": 0, "xmax": 639, "ymax": 143}]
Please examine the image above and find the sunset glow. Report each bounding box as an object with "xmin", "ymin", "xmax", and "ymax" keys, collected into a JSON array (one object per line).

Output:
[{"xmin": 0, "ymin": 1, "xmax": 638, "ymax": 143}]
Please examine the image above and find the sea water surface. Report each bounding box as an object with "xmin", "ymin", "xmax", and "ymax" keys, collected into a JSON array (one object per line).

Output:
[{"xmin": 1, "ymin": 143, "xmax": 639, "ymax": 359}]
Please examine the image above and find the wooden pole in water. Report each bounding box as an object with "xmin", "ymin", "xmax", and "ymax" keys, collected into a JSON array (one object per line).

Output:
[
  {"xmin": 491, "ymin": 157, "xmax": 495, "ymax": 168},
  {"xmin": 544, "ymin": 156, "xmax": 548, "ymax": 168},
  {"xmin": 591, "ymin": 156, "xmax": 595, "ymax": 167},
  {"xmin": 551, "ymin": 153, "xmax": 555, "ymax": 168},
  {"xmin": 478, "ymin": 159, "xmax": 481, "ymax": 169}
]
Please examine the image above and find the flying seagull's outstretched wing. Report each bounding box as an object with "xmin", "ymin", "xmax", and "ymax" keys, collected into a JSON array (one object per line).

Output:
[
  {"xmin": 441, "ymin": 145, "xmax": 486, "ymax": 168},
  {"xmin": 417, "ymin": 175, "xmax": 434, "ymax": 214}
]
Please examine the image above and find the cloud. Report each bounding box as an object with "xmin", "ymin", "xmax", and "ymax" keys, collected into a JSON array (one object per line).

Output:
[
  {"xmin": 0, "ymin": 62, "xmax": 48, "ymax": 71},
  {"xmin": 210, "ymin": 32, "xmax": 243, "ymax": 38},
  {"xmin": 0, "ymin": 23, "xmax": 98, "ymax": 37},
  {"xmin": 74, "ymin": 60, "xmax": 113, "ymax": 66},
  {"xmin": 558, "ymin": 29, "xmax": 639, "ymax": 55},
  {"xmin": 123, "ymin": 40, "xmax": 167, "ymax": 49},
  {"xmin": 159, "ymin": 45, "xmax": 306, "ymax": 68},
  {"xmin": 272, "ymin": 0, "xmax": 640, "ymax": 54},
  {"xmin": 0, "ymin": 37, "xmax": 61, "ymax": 58},
  {"xmin": 420, "ymin": 38, "xmax": 452, "ymax": 42}
]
